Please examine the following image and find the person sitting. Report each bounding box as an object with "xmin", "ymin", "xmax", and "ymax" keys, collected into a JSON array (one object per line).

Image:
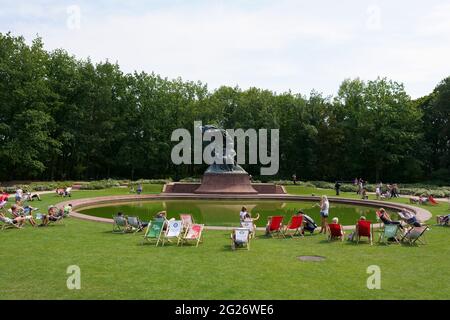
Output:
[
  {"xmin": 301, "ymin": 212, "xmax": 318, "ymax": 235},
  {"xmin": 239, "ymin": 207, "xmax": 249, "ymax": 223},
  {"xmin": 63, "ymin": 204, "xmax": 73, "ymax": 217},
  {"xmin": 397, "ymin": 209, "xmax": 421, "ymax": 227},
  {"xmin": 154, "ymin": 211, "xmax": 174, "ymax": 230},
  {"xmin": 243, "ymin": 212, "xmax": 260, "ymax": 222},
  {"xmin": 9, "ymin": 204, "xmax": 23, "ymax": 218},
  {"xmin": 0, "ymin": 199, "xmax": 7, "ymax": 210},
  {"xmin": 419, "ymin": 194, "xmax": 429, "ymax": 205},
  {"xmin": 64, "ymin": 187, "xmax": 72, "ymax": 197},
  {"xmin": 438, "ymin": 214, "xmax": 450, "ymax": 225},
  {"xmin": 40, "ymin": 205, "xmax": 63, "ymax": 226},
  {"xmin": 56, "ymin": 188, "xmax": 65, "ymax": 197},
  {"xmin": 0, "ymin": 192, "xmax": 9, "ymax": 202},
  {"xmin": 6, "ymin": 206, "xmax": 37, "ymax": 227},
  {"xmin": 378, "ymin": 208, "xmax": 404, "ymax": 229},
  {"xmin": 329, "ymin": 217, "xmax": 345, "ymax": 239},
  {"xmin": 0, "ymin": 212, "xmax": 28, "ymax": 228}
]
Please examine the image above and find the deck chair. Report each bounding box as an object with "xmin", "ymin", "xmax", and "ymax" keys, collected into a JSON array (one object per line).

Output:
[
  {"xmin": 401, "ymin": 226, "xmax": 429, "ymax": 245},
  {"xmin": 436, "ymin": 215, "xmax": 449, "ymax": 226},
  {"xmin": 428, "ymin": 196, "xmax": 439, "ymax": 205},
  {"xmin": 127, "ymin": 216, "xmax": 144, "ymax": 233},
  {"xmin": 112, "ymin": 215, "xmax": 129, "ymax": 233},
  {"xmin": 0, "ymin": 217, "xmax": 22, "ymax": 230},
  {"xmin": 162, "ymin": 220, "xmax": 183, "ymax": 246},
  {"xmin": 282, "ymin": 215, "xmax": 303, "ymax": 237},
  {"xmin": 240, "ymin": 221, "xmax": 256, "ymax": 238},
  {"xmin": 378, "ymin": 224, "xmax": 401, "ymax": 244},
  {"xmin": 180, "ymin": 214, "xmax": 195, "ymax": 229},
  {"xmin": 328, "ymin": 223, "xmax": 345, "ymax": 241},
  {"xmin": 180, "ymin": 224, "xmax": 204, "ymax": 247},
  {"xmin": 266, "ymin": 216, "xmax": 283, "ymax": 237},
  {"xmin": 354, "ymin": 220, "xmax": 373, "ymax": 245},
  {"xmin": 231, "ymin": 228, "xmax": 250, "ymax": 250},
  {"xmin": 142, "ymin": 220, "xmax": 165, "ymax": 246}
]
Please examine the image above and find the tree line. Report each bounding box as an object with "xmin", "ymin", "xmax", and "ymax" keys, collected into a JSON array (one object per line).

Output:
[{"xmin": 1, "ymin": 33, "xmax": 449, "ymax": 183}]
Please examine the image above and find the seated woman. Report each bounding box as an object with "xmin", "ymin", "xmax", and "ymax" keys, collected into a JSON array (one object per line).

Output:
[
  {"xmin": 40, "ymin": 206, "xmax": 63, "ymax": 226},
  {"xmin": 328, "ymin": 217, "xmax": 345, "ymax": 240},
  {"xmin": 242, "ymin": 212, "xmax": 260, "ymax": 237},
  {"xmin": 419, "ymin": 194, "xmax": 429, "ymax": 205},
  {"xmin": 378, "ymin": 208, "xmax": 404, "ymax": 229},
  {"xmin": 243, "ymin": 212, "xmax": 260, "ymax": 223},
  {"xmin": 154, "ymin": 211, "xmax": 174, "ymax": 230},
  {"xmin": 397, "ymin": 209, "xmax": 421, "ymax": 227},
  {"xmin": 0, "ymin": 212, "xmax": 28, "ymax": 228},
  {"xmin": 239, "ymin": 207, "xmax": 249, "ymax": 222},
  {"xmin": 439, "ymin": 214, "xmax": 450, "ymax": 225}
]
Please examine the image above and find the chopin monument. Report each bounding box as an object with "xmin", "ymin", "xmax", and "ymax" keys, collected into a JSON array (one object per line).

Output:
[
  {"xmin": 194, "ymin": 125, "xmax": 258, "ymax": 194},
  {"xmin": 164, "ymin": 123, "xmax": 284, "ymax": 195}
]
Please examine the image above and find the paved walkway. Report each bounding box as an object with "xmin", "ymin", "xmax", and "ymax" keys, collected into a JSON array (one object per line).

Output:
[{"xmin": 55, "ymin": 193, "xmax": 433, "ymax": 231}]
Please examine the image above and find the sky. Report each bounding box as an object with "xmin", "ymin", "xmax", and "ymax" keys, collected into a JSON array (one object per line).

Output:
[{"xmin": 1, "ymin": 0, "xmax": 449, "ymax": 98}]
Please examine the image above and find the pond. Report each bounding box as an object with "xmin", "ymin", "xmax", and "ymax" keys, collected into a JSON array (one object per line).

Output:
[{"xmin": 78, "ymin": 199, "xmax": 393, "ymax": 227}]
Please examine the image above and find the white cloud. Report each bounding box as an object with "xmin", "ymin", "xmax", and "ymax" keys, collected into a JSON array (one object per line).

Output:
[{"xmin": 1, "ymin": 0, "xmax": 449, "ymax": 98}]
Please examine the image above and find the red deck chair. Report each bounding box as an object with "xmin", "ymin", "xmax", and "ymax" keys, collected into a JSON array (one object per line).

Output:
[
  {"xmin": 328, "ymin": 223, "xmax": 345, "ymax": 241},
  {"xmin": 355, "ymin": 220, "xmax": 373, "ymax": 245},
  {"xmin": 428, "ymin": 196, "xmax": 439, "ymax": 205},
  {"xmin": 282, "ymin": 215, "xmax": 303, "ymax": 237},
  {"xmin": 266, "ymin": 216, "xmax": 283, "ymax": 237}
]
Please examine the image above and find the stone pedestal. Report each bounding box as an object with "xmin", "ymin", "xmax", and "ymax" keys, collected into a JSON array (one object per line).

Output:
[{"xmin": 194, "ymin": 173, "xmax": 258, "ymax": 194}]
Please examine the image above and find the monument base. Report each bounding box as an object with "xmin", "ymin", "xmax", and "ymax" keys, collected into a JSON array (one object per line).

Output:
[{"xmin": 194, "ymin": 173, "xmax": 258, "ymax": 194}]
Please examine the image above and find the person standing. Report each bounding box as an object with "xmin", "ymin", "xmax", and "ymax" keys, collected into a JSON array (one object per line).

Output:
[
  {"xmin": 292, "ymin": 174, "xmax": 297, "ymax": 185},
  {"xmin": 335, "ymin": 181, "xmax": 341, "ymax": 196},
  {"xmin": 318, "ymin": 195, "xmax": 330, "ymax": 234},
  {"xmin": 15, "ymin": 187, "xmax": 23, "ymax": 205},
  {"xmin": 137, "ymin": 184, "xmax": 143, "ymax": 195}
]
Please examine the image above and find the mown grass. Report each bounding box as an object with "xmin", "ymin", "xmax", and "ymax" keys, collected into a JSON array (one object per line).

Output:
[{"xmin": 0, "ymin": 185, "xmax": 449, "ymax": 300}]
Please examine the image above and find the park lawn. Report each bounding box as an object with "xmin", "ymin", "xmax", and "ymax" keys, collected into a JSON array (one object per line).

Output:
[{"xmin": 0, "ymin": 185, "xmax": 449, "ymax": 300}]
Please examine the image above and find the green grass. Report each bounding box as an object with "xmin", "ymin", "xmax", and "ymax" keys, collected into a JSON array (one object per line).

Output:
[{"xmin": 1, "ymin": 185, "xmax": 449, "ymax": 300}]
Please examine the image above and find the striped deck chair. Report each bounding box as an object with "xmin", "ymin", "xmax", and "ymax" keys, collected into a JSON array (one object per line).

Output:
[
  {"xmin": 127, "ymin": 216, "xmax": 144, "ymax": 234},
  {"xmin": 180, "ymin": 224, "xmax": 204, "ymax": 247},
  {"xmin": 0, "ymin": 215, "xmax": 22, "ymax": 230},
  {"xmin": 112, "ymin": 215, "xmax": 130, "ymax": 233},
  {"xmin": 142, "ymin": 220, "xmax": 165, "ymax": 246},
  {"xmin": 378, "ymin": 224, "xmax": 401, "ymax": 244},
  {"xmin": 180, "ymin": 214, "xmax": 195, "ymax": 229},
  {"xmin": 231, "ymin": 228, "xmax": 250, "ymax": 250},
  {"xmin": 162, "ymin": 220, "xmax": 183, "ymax": 246},
  {"xmin": 401, "ymin": 226, "xmax": 429, "ymax": 245}
]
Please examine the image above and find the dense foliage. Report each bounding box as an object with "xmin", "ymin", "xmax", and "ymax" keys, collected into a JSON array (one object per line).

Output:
[{"xmin": 1, "ymin": 33, "xmax": 449, "ymax": 183}]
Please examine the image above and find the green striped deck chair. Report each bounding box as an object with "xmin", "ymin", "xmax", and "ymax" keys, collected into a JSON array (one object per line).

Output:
[
  {"xmin": 378, "ymin": 224, "xmax": 400, "ymax": 244},
  {"xmin": 142, "ymin": 220, "xmax": 165, "ymax": 246},
  {"xmin": 112, "ymin": 215, "xmax": 129, "ymax": 233}
]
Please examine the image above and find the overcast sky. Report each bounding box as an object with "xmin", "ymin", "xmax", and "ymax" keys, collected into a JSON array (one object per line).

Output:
[{"xmin": 1, "ymin": 0, "xmax": 449, "ymax": 98}]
